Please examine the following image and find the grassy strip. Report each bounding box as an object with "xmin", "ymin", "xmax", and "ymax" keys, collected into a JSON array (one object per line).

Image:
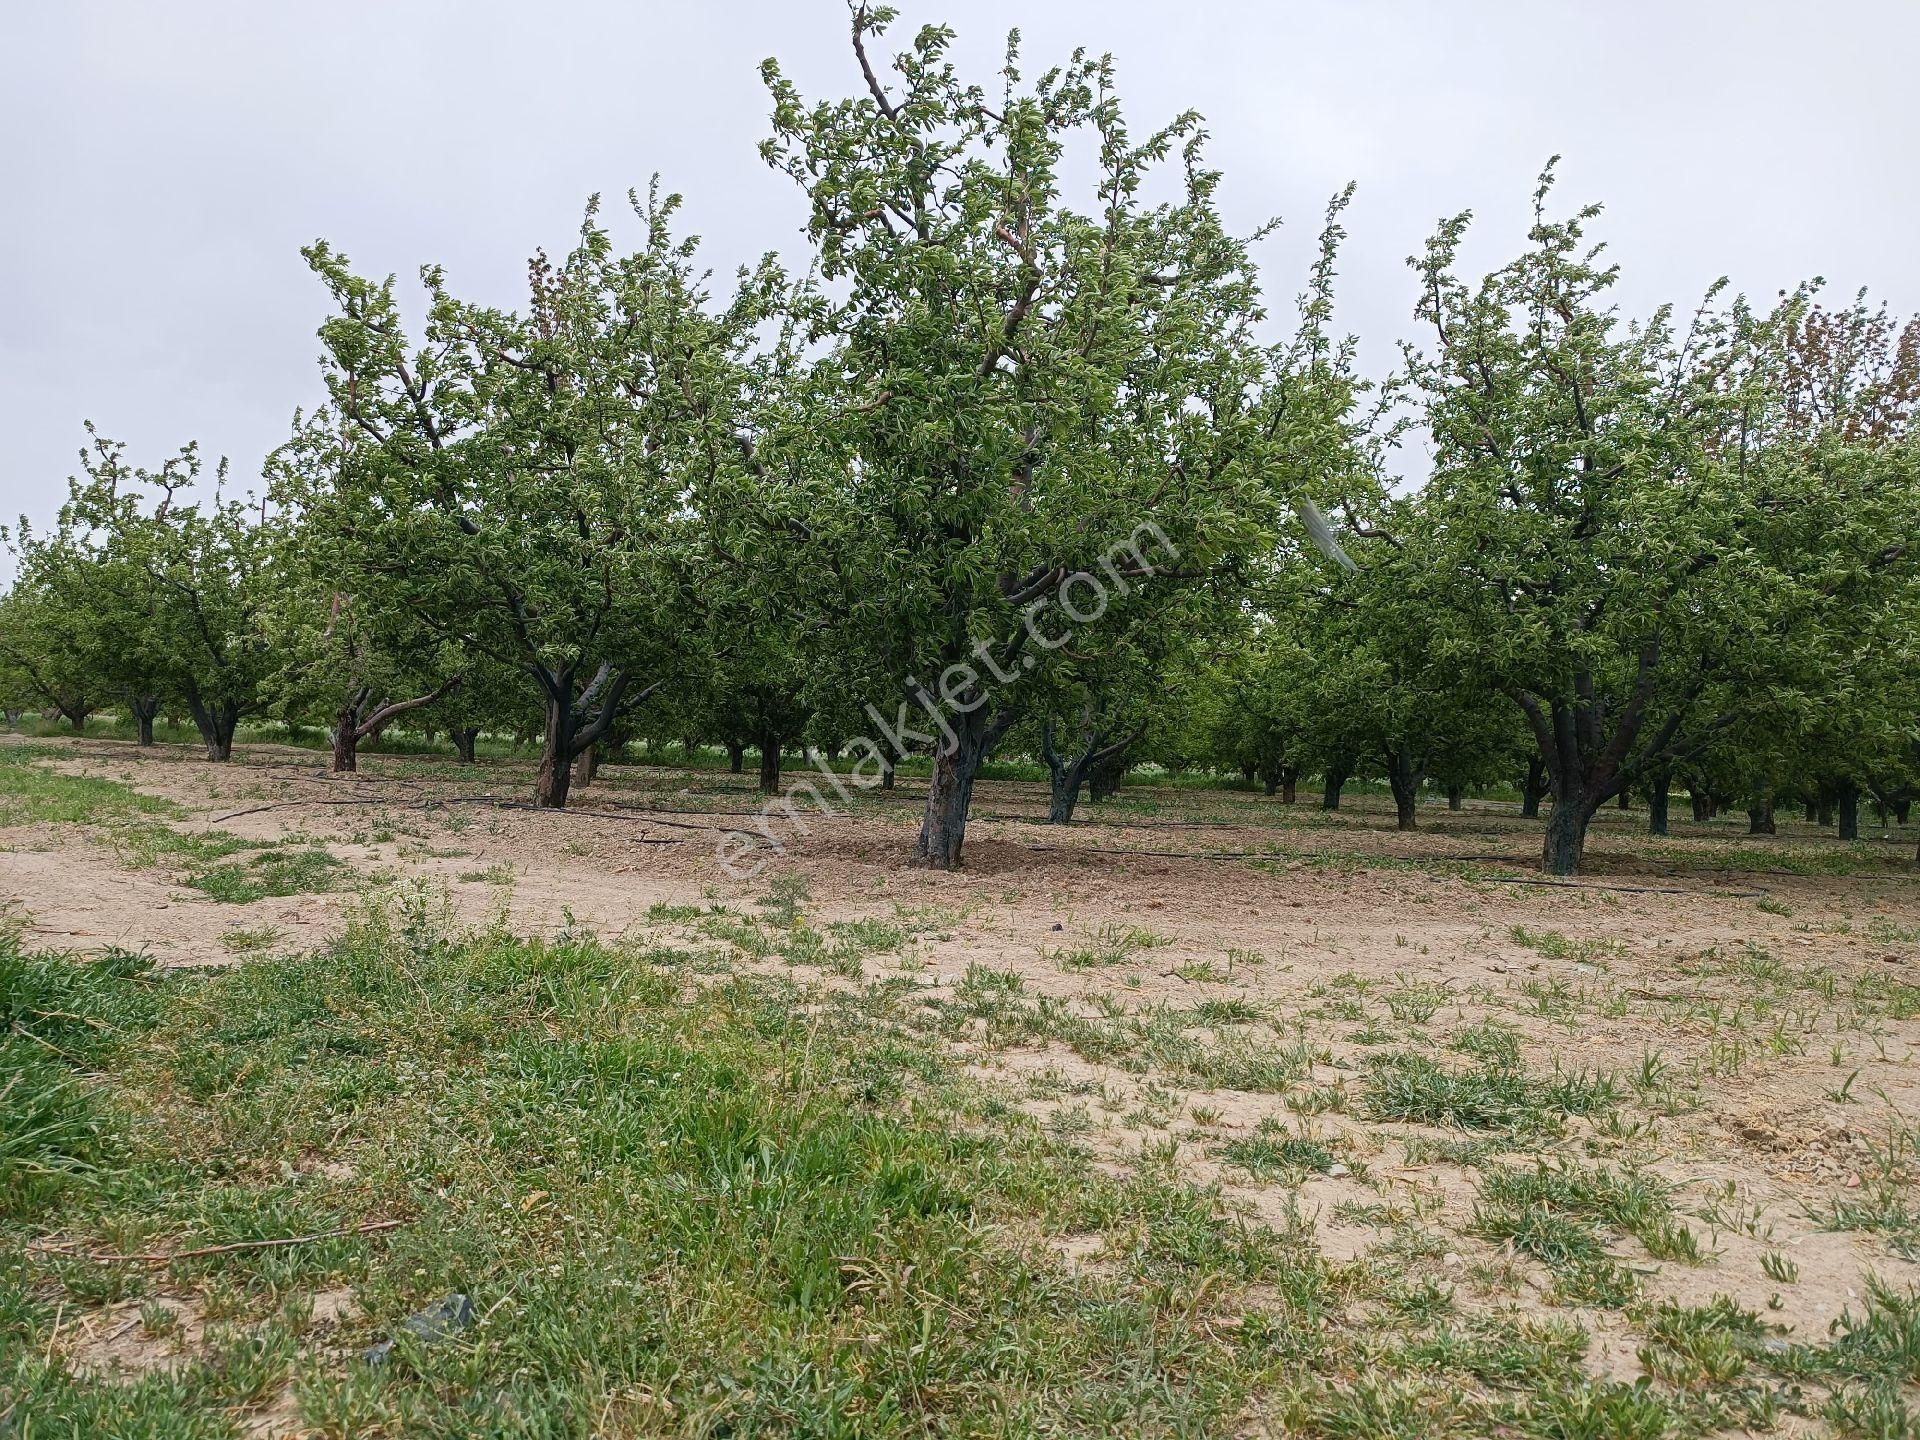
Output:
[{"xmin": 3, "ymin": 893, "xmax": 1917, "ymax": 1436}]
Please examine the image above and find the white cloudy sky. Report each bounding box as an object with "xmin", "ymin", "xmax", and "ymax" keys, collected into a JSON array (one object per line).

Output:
[{"xmin": 3, "ymin": 1, "xmax": 1915, "ymax": 569}]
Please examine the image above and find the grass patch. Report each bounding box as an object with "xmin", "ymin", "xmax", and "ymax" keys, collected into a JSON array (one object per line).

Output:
[
  {"xmin": 0, "ymin": 937, "xmax": 160, "ymax": 1216},
  {"xmin": 1, "ymin": 896, "xmax": 1350, "ymax": 1435},
  {"xmin": 1216, "ymin": 1120, "xmax": 1339, "ymax": 1182},
  {"xmin": 0, "ymin": 748, "xmax": 175, "ymax": 828},
  {"xmin": 182, "ymin": 846, "xmax": 344, "ymax": 904},
  {"xmin": 1361, "ymin": 1053, "xmax": 1620, "ymax": 1133}
]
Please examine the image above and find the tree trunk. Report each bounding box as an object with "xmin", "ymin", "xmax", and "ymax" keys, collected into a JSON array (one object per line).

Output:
[
  {"xmin": 130, "ymin": 696, "xmax": 160, "ymax": 747},
  {"xmin": 535, "ymin": 694, "xmax": 576, "ymax": 809},
  {"xmin": 1542, "ymin": 797, "xmax": 1599, "ymax": 876},
  {"xmin": 726, "ymin": 742, "xmax": 745, "ymax": 775},
  {"xmin": 1321, "ymin": 754, "xmax": 1354, "ymax": 811},
  {"xmin": 1837, "ymin": 782, "xmax": 1860, "ymax": 842},
  {"xmin": 66, "ymin": 707, "xmax": 88, "ymax": 733},
  {"xmin": 1385, "ymin": 744, "xmax": 1423, "ymax": 832},
  {"xmin": 1747, "ymin": 795, "xmax": 1776, "ymax": 836},
  {"xmin": 1616, "ymin": 791, "xmax": 1631, "ymax": 810},
  {"xmin": 1892, "ymin": 799, "xmax": 1911, "ymax": 825},
  {"xmin": 758, "ymin": 737, "xmax": 783, "ymax": 796},
  {"xmin": 1446, "ymin": 783, "xmax": 1464, "ymax": 812},
  {"xmin": 1690, "ymin": 791, "xmax": 1710, "ymax": 824},
  {"xmin": 1280, "ymin": 766, "xmax": 1298, "ymax": 804},
  {"xmin": 1262, "ymin": 768, "xmax": 1280, "ymax": 797},
  {"xmin": 1803, "ymin": 797, "xmax": 1819, "ymax": 823},
  {"xmin": 915, "ymin": 706, "xmax": 1003, "ymax": 870},
  {"xmin": 185, "ymin": 687, "xmax": 238, "ymax": 762},
  {"xmin": 1043, "ymin": 716, "xmax": 1134, "ymax": 826},
  {"xmin": 452, "ymin": 728, "xmax": 480, "ymax": 765},
  {"xmin": 573, "ymin": 743, "xmax": 598, "ymax": 791},
  {"xmin": 1240, "ymin": 762, "xmax": 1257, "ymax": 785},
  {"xmin": 3, "ymin": 709, "xmax": 18, "ymax": 731},
  {"xmin": 1520, "ymin": 755, "xmax": 1548, "ymax": 819},
  {"xmin": 1047, "ymin": 756, "xmax": 1089, "ymax": 824},
  {"xmin": 1646, "ymin": 769, "xmax": 1671, "ymax": 837},
  {"xmin": 332, "ymin": 705, "xmax": 360, "ymax": 773},
  {"xmin": 1088, "ymin": 753, "xmax": 1125, "ymax": 802}
]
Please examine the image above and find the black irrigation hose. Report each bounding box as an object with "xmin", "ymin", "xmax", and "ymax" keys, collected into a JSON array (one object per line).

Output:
[
  {"xmin": 1018, "ymin": 842, "xmax": 1772, "ymax": 898},
  {"xmin": 1470, "ymin": 875, "xmax": 1770, "ymax": 899}
]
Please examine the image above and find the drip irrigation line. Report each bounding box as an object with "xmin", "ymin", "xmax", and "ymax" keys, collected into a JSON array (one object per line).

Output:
[
  {"xmin": 1018, "ymin": 842, "xmax": 1769, "ymax": 898},
  {"xmin": 1471, "ymin": 875, "xmax": 1769, "ymax": 898}
]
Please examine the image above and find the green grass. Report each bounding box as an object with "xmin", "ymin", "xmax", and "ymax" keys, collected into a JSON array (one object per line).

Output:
[
  {"xmin": 0, "ymin": 746, "xmax": 176, "ymax": 828},
  {"xmin": 1216, "ymin": 1121, "xmax": 1339, "ymax": 1181},
  {"xmin": 5, "ymin": 896, "xmax": 1918, "ymax": 1435},
  {"xmin": 182, "ymin": 846, "xmax": 345, "ymax": 904},
  {"xmin": 0, "ymin": 896, "xmax": 1345, "ymax": 1435},
  {"xmin": 1361, "ymin": 1052, "xmax": 1621, "ymax": 1133},
  {"xmin": 0, "ymin": 937, "xmax": 161, "ymax": 1216}
]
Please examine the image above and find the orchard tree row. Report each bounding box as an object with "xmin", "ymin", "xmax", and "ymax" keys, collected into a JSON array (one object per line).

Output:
[{"xmin": 3, "ymin": 9, "xmax": 1916, "ymax": 876}]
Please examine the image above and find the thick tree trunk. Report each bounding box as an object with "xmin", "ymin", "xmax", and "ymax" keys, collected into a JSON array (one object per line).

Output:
[
  {"xmin": 1646, "ymin": 769, "xmax": 1672, "ymax": 837},
  {"xmin": 531, "ymin": 663, "xmax": 629, "ymax": 808},
  {"xmin": 3, "ymin": 709, "xmax": 19, "ymax": 730},
  {"xmin": 1542, "ymin": 798, "xmax": 1599, "ymax": 876},
  {"xmin": 1616, "ymin": 791, "xmax": 1631, "ymax": 810},
  {"xmin": 915, "ymin": 707, "xmax": 1002, "ymax": 870},
  {"xmin": 535, "ymin": 695, "xmax": 575, "ymax": 809},
  {"xmin": 1803, "ymin": 797, "xmax": 1819, "ymax": 823},
  {"xmin": 1047, "ymin": 758, "xmax": 1089, "ymax": 824},
  {"xmin": 1747, "ymin": 795, "xmax": 1776, "ymax": 836},
  {"xmin": 1446, "ymin": 784, "xmax": 1464, "ymax": 812},
  {"xmin": 1520, "ymin": 755, "xmax": 1548, "ymax": 819},
  {"xmin": 1690, "ymin": 792, "xmax": 1710, "ymax": 823},
  {"xmin": 1088, "ymin": 753, "xmax": 1125, "ymax": 803},
  {"xmin": 130, "ymin": 695, "xmax": 160, "ymax": 747},
  {"xmin": 332, "ymin": 705, "xmax": 360, "ymax": 773},
  {"xmin": 1893, "ymin": 799, "xmax": 1911, "ymax": 825},
  {"xmin": 1385, "ymin": 744, "xmax": 1423, "ymax": 832},
  {"xmin": 726, "ymin": 742, "xmax": 745, "ymax": 775},
  {"xmin": 1817, "ymin": 799, "xmax": 1834, "ymax": 827},
  {"xmin": 573, "ymin": 743, "xmax": 598, "ymax": 791},
  {"xmin": 1043, "ymin": 716, "xmax": 1136, "ymax": 826},
  {"xmin": 1321, "ymin": 754, "xmax": 1354, "ymax": 811},
  {"xmin": 1262, "ymin": 769, "xmax": 1280, "ymax": 797},
  {"xmin": 452, "ymin": 728, "xmax": 480, "ymax": 765},
  {"xmin": 1280, "ymin": 766, "xmax": 1298, "ymax": 804},
  {"xmin": 758, "ymin": 737, "xmax": 783, "ymax": 796},
  {"xmin": 1837, "ymin": 782, "xmax": 1860, "ymax": 842},
  {"xmin": 1240, "ymin": 762, "xmax": 1257, "ymax": 785},
  {"xmin": 185, "ymin": 687, "xmax": 238, "ymax": 762},
  {"xmin": 66, "ymin": 707, "xmax": 88, "ymax": 733}
]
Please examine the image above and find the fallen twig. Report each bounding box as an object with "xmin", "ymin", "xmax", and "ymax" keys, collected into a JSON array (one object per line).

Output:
[{"xmin": 29, "ymin": 1217, "xmax": 405, "ymax": 1266}]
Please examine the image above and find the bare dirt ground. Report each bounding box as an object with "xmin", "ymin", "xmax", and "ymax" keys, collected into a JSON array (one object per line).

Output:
[{"xmin": 6, "ymin": 734, "xmax": 1919, "ymax": 1399}]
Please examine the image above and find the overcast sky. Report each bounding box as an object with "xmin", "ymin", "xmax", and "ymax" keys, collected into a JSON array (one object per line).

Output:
[{"xmin": 4, "ymin": 1, "xmax": 1915, "ymax": 574}]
